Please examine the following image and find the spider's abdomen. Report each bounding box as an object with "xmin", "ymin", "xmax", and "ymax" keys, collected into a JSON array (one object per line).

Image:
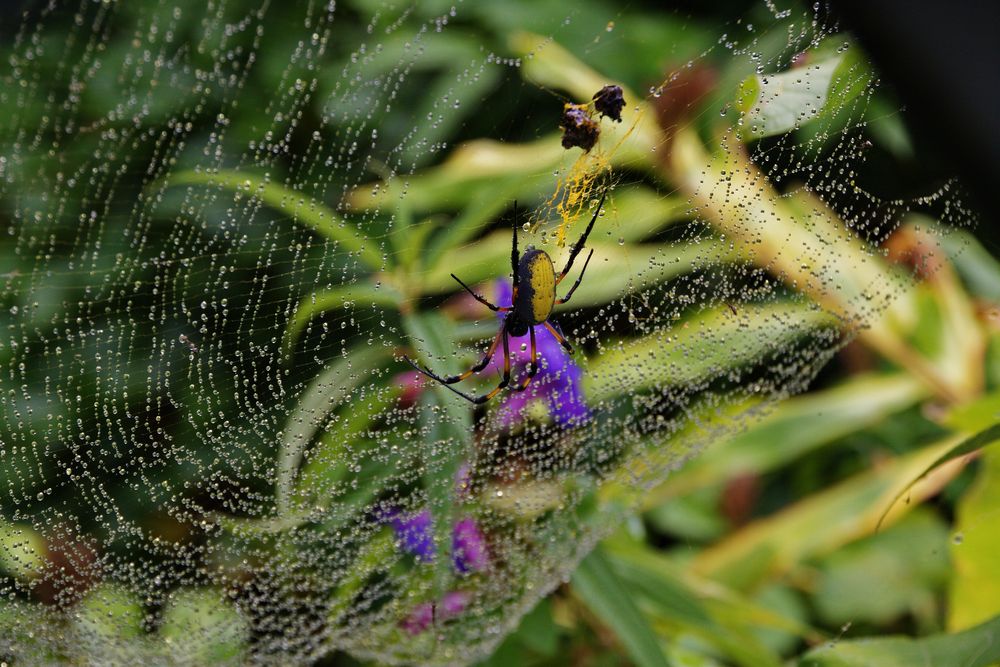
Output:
[{"xmin": 515, "ymin": 248, "xmax": 556, "ymax": 325}]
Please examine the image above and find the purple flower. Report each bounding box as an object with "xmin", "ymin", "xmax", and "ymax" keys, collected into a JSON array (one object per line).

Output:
[
  {"xmin": 390, "ymin": 509, "xmax": 435, "ymax": 563},
  {"xmin": 389, "ymin": 510, "xmax": 489, "ymax": 574},
  {"xmin": 492, "ymin": 280, "xmax": 591, "ymax": 428},
  {"xmin": 400, "ymin": 590, "xmax": 471, "ymax": 636}
]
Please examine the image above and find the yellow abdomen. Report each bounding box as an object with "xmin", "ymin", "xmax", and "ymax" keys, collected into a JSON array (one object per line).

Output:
[{"xmin": 515, "ymin": 249, "xmax": 556, "ymax": 325}]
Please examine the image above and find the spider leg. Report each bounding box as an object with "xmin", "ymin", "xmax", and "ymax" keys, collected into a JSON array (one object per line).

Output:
[
  {"xmin": 556, "ymin": 187, "xmax": 606, "ymax": 285},
  {"xmin": 450, "ymin": 273, "xmax": 509, "ymax": 312},
  {"xmin": 513, "ymin": 326, "xmax": 538, "ymax": 392},
  {"xmin": 554, "ymin": 248, "xmax": 593, "ymax": 306},
  {"xmin": 543, "ymin": 320, "xmax": 574, "ymax": 355},
  {"xmin": 404, "ymin": 327, "xmax": 511, "ymax": 404},
  {"xmin": 404, "ymin": 328, "xmax": 503, "ymax": 384},
  {"xmin": 476, "ymin": 327, "xmax": 512, "ymax": 403},
  {"xmin": 511, "ymin": 201, "xmax": 520, "ymax": 289}
]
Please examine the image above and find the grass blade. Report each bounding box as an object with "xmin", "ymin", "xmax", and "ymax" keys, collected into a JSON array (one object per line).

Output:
[{"xmin": 572, "ymin": 546, "xmax": 672, "ymax": 667}]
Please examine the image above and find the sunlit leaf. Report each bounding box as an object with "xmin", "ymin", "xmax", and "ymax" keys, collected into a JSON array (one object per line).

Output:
[
  {"xmin": 159, "ymin": 589, "xmax": 248, "ymax": 663},
  {"xmin": 585, "ymin": 301, "xmax": 838, "ymax": 404},
  {"xmin": 948, "ymin": 447, "xmax": 1000, "ymax": 631},
  {"xmin": 642, "ymin": 373, "xmax": 926, "ymax": 506},
  {"xmin": 798, "ymin": 613, "xmax": 1000, "ymax": 667},
  {"xmin": 696, "ymin": 435, "xmax": 973, "ymax": 590},
  {"xmin": 875, "ymin": 423, "xmax": 1000, "ymax": 531},
  {"xmin": 735, "ymin": 44, "xmax": 870, "ymax": 141}
]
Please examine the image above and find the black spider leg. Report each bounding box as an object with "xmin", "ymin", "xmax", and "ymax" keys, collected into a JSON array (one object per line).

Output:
[
  {"xmin": 513, "ymin": 325, "xmax": 538, "ymax": 392},
  {"xmin": 511, "ymin": 200, "xmax": 520, "ymax": 290},
  {"xmin": 404, "ymin": 326, "xmax": 503, "ymax": 384},
  {"xmin": 555, "ymin": 248, "xmax": 594, "ymax": 306},
  {"xmin": 556, "ymin": 187, "xmax": 607, "ymax": 285},
  {"xmin": 404, "ymin": 325, "xmax": 511, "ymax": 404},
  {"xmin": 543, "ymin": 320, "xmax": 574, "ymax": 355},
  {"xmin": 450, "ymin": 273, "xmax": 508, "ymax": 312}
]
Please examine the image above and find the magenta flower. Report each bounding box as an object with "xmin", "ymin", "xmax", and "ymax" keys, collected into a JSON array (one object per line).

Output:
[
  {"xmin": 454, "ymin": 462, "xmax": 473, "ymax": 499},
  {"xmin": 452, "ymin": 517, "xmax": 489, "ymax": 574},
  {"xmin": 400, "ymin": 590, "xmax": 471, "ymax": 636},
  {"xmin": 491, "ymin": 280, "xmax": 591, "ymax": 428}
]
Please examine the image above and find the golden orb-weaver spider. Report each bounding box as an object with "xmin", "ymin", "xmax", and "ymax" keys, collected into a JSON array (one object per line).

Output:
[{"xmin": 405, "ymin": 189, "xmax": 607, "ymax": 404}]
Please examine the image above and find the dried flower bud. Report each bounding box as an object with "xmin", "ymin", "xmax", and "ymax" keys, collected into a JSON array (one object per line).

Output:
[
  {"xmin": 560, "ymin": 104, "xmax": 600, "ymax": 151},
  {"xmin": 592, "ymin": 84, "xmax": 625, "ymax": 122}
]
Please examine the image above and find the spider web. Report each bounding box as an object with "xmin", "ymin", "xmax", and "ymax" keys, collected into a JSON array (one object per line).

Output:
[{"xmin": 0, "ymin": 1, "xmax": 978, "ymax": 664}]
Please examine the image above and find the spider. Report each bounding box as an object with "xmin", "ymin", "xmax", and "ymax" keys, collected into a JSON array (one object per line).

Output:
[{"xmin": 405, "ymin": 188, "xmax": 607, "ymax": 404}]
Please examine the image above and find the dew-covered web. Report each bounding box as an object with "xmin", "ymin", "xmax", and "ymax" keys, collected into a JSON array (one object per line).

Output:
[{"xmin": 0, "ymin": 1, "xmax": 978, "ymax": 664}]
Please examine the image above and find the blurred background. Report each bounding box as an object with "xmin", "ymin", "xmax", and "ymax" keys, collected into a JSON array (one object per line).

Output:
[{"xmin": 0, "ymin": 1, "xmax": 998, "ymax": 665}]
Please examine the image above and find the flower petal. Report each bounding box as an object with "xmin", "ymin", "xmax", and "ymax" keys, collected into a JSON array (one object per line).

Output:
[
  {"xmin": 390, "ymin": 509, "xmax": 435, "ymax": 563},
  {"xmin": 452, "ymin": 517, "xmax": 489, "ymax": 574}
]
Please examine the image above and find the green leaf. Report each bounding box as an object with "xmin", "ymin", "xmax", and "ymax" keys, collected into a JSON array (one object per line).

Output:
[
  {"xmin": 611, "ymin": 188, "xmax": 691, "ymax": 243},
  {"xmin": 423, "ymin": 175, "xmax": 524, "ymax": 270},
  {"xmin": 949, "ymin": 447, "xmax": 1000, "ymax": 630},
  {"xmin": 0, "ymin": 601, "xmax": 58, "ymax": 661},
  {"xmin": 642, "ymin": 373, "xmax": 925, "ymax": 506},
  {"xmin": 332, "ymin": 31, "xmax": 503, "ymax": 169},
  {"xmin": 875, "ymin": 423, "xmax": 1000, "ymax": 531},
  {"xmin": 328, "ymin": 529, "xmax": 398, "ymax": 626},
  {"xmin": 866, "ymin": 96, "xmax": 914, "ymax": 159},
  {"xmin": 736, "ymin": 44, "xmax": 870, "ymax": 141},
  {"xmin": 74, "ymin": 585, "xmax": 145, "ymax": 643},
  {"xmin": 513, "ymin": 599, "xmax": 560, "ymax": 657},
  {"xmin": 695, "ymin": 435, "xmax": 970, "ymax": 590},
  {"xmin": 798, "ymin": 613, "xmax": 1000, "ymax": 667},
  {"xmin": 292, "ymin": 386, "xmax": 402, "ymax": 511},
  {"xmin": 606, "ymin": 555, "xmax": 715, "ymax": 630},
  {"xmin": 584, "ymin": 301, "xmax": 838, "ymax": 404},
  {"xmin": 0, "ymin": 523, "xmax": 46, "ymax": 579},
  {"xmin": 561, "ymin": 240, "xmax": 739, "ymax": 310},
  {"xmin": 274, "ymin": 344, "xmax": 393, "ymax": 516},
  {"xmin": 391, "ymin": 205, "xmax": 436, "ymax": 271},
  {"xmin": 937, "ymin": 227, "xmax": 1000, "ymax": 302},
  {"xmin": 348, "ymin": 145, "xmax": 560, "ymax": 213},
  {"xmin": 604, "ymin": 533, "xmax": 813, "ymax": 667},
  {"xmin": 572, "ymin": 546, "xmax": 672, "ymax": 667},
  {"xmin": 282, "ymin": 282, "xmax": 403, "ymax": 359},
  {"xmin": 750, "ymin": 584, "xmax": 810, "ymax": 658},
  {"xmin": 166, "ymin": 169, "xmax": 385, "ymax": 271},
  {"xmin": 425, "ymin": 235, "xmax": 736, "ymax": 310},
  {"xmin": 158, "ymin": 589, "xmax": 248, "ymax": 663},
  {"xmin": 944, "ymin": 390, "xmax": 1000, "ymax": 433},
  {"xmin": 645, "ymin": 487, "xmax": 728, "ymax": 542},
  {"xmin": 813, "ymin": 510, "xmax": 950, "ymax": 628}
]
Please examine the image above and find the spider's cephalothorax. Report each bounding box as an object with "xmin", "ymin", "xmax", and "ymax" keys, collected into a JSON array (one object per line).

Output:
[{"xmin": 405, "ymin": 188, "xmax": 607, "ymax": 404}]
